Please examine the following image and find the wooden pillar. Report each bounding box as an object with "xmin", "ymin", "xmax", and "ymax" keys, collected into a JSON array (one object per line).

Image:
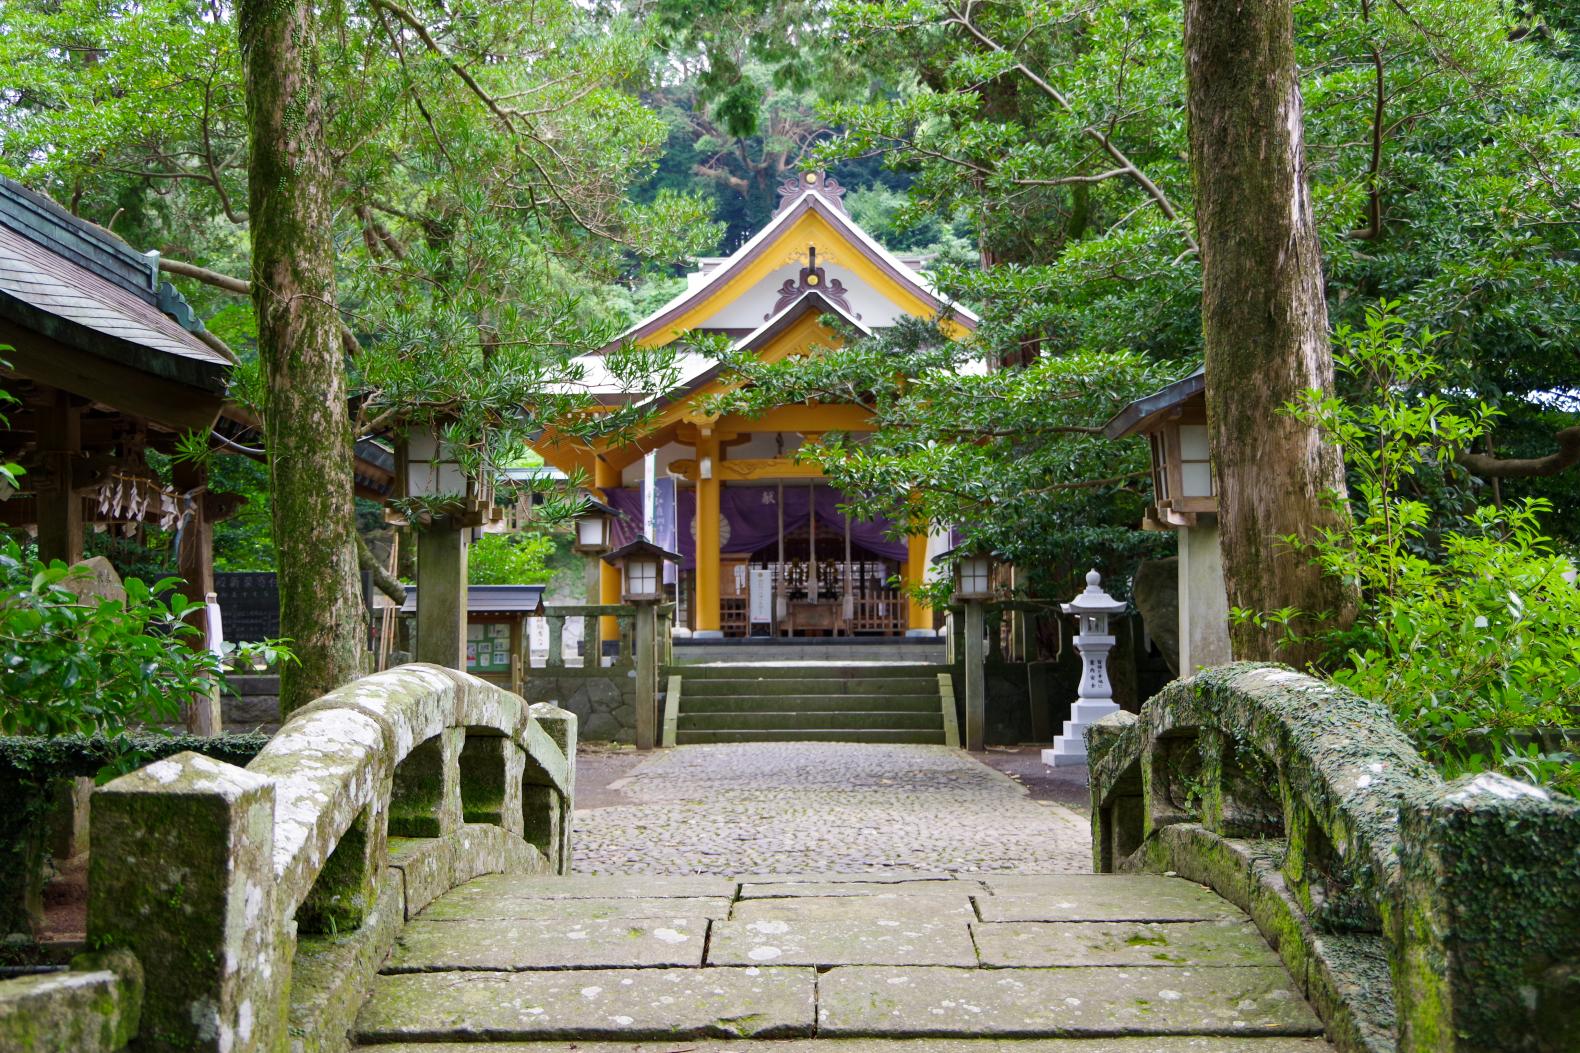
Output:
[
  {"xmin": 415, "ymin": 521, "xmax": 467, "ymax": 669},
  {"xmin": 594, "ymin": 458, "xmax": 621, "ymax": 649},
  {"xmin": 775, "ymin": 479, "xmax": 785, "ymax": 636},
  {"xmin": 906, "ymin": 531, "xmax": 932, "ymax": 635},
  {"xmin": 633, "ymin": 602, "xmax": 657, "ymax": 749},
  {"xmin": 36, "ymin": 390, "xmax": 82, "ymax": 566},
  {"xmin": 963, "ymin": 599, "xmax": 986, "ymax": 751},
  {"xmin": 175, "ymin": 461, "xmax": 221, "ymax": 735},
  {"xmin": 694, "ymin": 433, "xmax": 722, "ymax": 637}
]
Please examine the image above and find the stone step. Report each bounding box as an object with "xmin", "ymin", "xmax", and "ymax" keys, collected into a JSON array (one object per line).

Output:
[
  {"xmin": 674, "ymin": 728, "xmax": 948, "ymax": 745},
  {"xmin": 681, "ymin": 677, "xmax": 940, "ymax": 696},
  {"xmin": 679, "ymin": 694, "xmax": 942, "ymax": 713},
  {"xmin": 361, "ymin": 1041, "xmax": 1335, "ymax": 1052},
  {"xmin": 677, "ymin": 710, "xmax": 943, "ymax": 732},
  {"xmin": 671, "ymin": 663, "xmax": 943, "ymax": 680}
]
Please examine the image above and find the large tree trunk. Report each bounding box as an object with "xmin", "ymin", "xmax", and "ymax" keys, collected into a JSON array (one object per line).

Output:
[
  {"xmin": 240, "ymin": 0, "xmax": 365, "ymax": 713},
  {"xmin": 1184, "ymin": 0, "xmax": 1355, "ymax": 665}
]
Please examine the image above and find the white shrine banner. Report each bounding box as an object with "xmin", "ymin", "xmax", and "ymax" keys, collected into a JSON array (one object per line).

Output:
[{"xmin": 748, "ymin": 567, "xmax": 774, "ymax": 623}]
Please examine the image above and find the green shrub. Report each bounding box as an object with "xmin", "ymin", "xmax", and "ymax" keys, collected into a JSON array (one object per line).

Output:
[
  {"xmin": 0, "ymin": 539, "xmax": 285, "ymax": 744},
  {"xmin": 467, "ymin": 531, "xmax": 555, "ymax": 585},
  {"xmin": 1240, "ymin": 302, "xmax": 1580, "ymax": 793}
]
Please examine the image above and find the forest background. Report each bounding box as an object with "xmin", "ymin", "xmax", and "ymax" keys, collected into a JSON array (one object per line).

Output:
[{"xmin": 0, "ymin": 0, "xmax": 1575, "ymax": 590}]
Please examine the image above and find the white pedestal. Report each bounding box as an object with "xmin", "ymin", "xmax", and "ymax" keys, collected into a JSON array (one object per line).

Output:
[{"xmin": 1043, "ymin": 699, "xmax": 1121, "ymax": 768}]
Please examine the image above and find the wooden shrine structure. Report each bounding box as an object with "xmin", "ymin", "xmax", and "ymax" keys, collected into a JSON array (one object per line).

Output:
[{"xmin": 532, "ymin": 172, "xmax": 979, "ymax": 638}]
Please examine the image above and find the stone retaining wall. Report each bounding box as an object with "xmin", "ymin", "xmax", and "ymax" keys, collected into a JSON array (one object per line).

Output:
[{"xmin": 520, "ymin": 667, "xmax": 637, "ymax": 744}]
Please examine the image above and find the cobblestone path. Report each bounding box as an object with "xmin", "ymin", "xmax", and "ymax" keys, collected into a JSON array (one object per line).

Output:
[{"xmin": 572, "ymin": 742, "xmax": 1092, "ymax": 875}]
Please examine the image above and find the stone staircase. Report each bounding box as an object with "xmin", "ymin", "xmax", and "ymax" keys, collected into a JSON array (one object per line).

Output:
[{"xmin": 668, "ymin": 663, "xmax": 956, "ymax": 745}]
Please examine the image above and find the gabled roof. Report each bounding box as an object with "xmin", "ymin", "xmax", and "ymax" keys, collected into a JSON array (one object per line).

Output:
[
  {"xmin": 0, "ymin": 176, "xmax": 231, "ymax": 433},
  {"xmin": 0, "ymin": 176, "xmax": 230, "ymax": 394},
  {"xmin": 605, "ymin": 173, "xmax": 978, "ymax": 353},
  {"xmin": 1103, "ymin": 369, "xmax": 1206, "ymax": 440},
  {"xmin": 554, "ymin": 288, "xmax": 867, "ymax": 409}
]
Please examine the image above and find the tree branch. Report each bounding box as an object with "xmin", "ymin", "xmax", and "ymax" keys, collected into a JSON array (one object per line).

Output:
[
  {"xmin": 944, "ymin": 4, "xmax": 1199, "ymax": 253},
  {"xmin": 159, "ymin": 256, "xmax": 250, "ymax": 294},
  {"xmin": 1455, "ymin": 427, "xmax": 1580, "ymax": 478},
  {"xmin": 356, "ymin": 530, "xmax": 408, "ymax": 604}
]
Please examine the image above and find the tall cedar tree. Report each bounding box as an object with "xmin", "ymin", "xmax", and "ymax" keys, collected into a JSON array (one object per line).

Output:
[
  {"xmin": 239, "ymin": 0, "xmax": 364, "ymax": 711},
  {"xmin": 1184, "ymin": 0, "xmax": 1358, "ymax": 664}
]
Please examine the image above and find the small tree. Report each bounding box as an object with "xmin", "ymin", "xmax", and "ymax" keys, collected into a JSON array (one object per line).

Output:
[{"xmin": 1245, "ymin": 303, "xmax": 1580, "ymax": 792}]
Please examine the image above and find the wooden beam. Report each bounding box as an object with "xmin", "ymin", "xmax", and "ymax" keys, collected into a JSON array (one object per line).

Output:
[
  {"xmin": 0, "ymin": 322, "xmax": 224, "ymax": 435},
  {"xmin": 667, "ymin": 457, "xmax": 825, "ymax": 482},
  {"xmin": 715, "ymin": 404, "xmax": 875, "ymax": 434}
]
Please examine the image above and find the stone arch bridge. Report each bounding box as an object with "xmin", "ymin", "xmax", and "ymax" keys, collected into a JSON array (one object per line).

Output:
[{"xmin": 1, "ymin": 664, "xmax": 1575, "ymax": 1053}]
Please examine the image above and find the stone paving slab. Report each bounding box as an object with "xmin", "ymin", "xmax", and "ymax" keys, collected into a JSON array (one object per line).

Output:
[
  {"xmin": 977, "ymin": 875, "xmax": 1245, "ymax": 922},
  {"xmin": 731, "ymin": 893, "xmax": 978, "ymax": 921},
  {"xmin": 420, "ymin": 895, "xmax": 734, "ymax": 922},
  {"xmin": 385, "ymin": 918, "xmax": 707, "ymax": 971},
  {"xmin": 363, "ymin": 1041, "xmax": 1336, "ymax": 1052},
  {"xmin": 356, "ymin": 967, "xmax": 816, "ymax": 1042},
  {"xmin": 816, "ymin": 965, "xmax": 1324, "ymax": 1037},
  {"xmin": 708, "ymin": 918, "xmax": 978, "ymax": 967},
  {"xmin": 740, "ymin": 880, "xmax": 978, "ymax": 899},
  {"xmin": 972, "ymin": 919, "xmax": 1284, "ymax": 968},
  {"xmin": 733, "ymin": 870, "xmax": 959, "ymax": 883},
  {"xmin": 435, "ymin": 873, "xmax": 738, "ymax": 900}
]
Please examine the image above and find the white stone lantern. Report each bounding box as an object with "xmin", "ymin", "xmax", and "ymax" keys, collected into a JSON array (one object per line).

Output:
[
  {"xmin": 572, "ymin": 494, "xmax": 617, "ymax": 555},
  {"xmin": 1044, "ymin": 569, "xmax": 1129, "ymax": 767},
  {"xmin": 602, "ymin": 538, "xmax": 680, "ymax": 603}
]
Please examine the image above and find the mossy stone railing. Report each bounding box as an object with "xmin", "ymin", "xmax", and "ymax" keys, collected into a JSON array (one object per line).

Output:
[
  {"xmin": 1088, "ymin": 662, "xmax": 1579, "ymax": 1053},
  {"xmin": 63, "ymin": 663, "xmax": 576, "ymax": 1053}
]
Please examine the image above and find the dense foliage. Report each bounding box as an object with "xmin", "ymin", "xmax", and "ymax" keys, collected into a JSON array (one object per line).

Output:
[{"xmin": 1248, "ymin": 305, "xmax": 1579, "ymax": 792}]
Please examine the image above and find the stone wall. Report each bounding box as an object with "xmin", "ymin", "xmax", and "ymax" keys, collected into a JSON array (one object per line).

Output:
[{"xmin": 519, "ymin": 666, "xmax": 637, "ymax": 744}]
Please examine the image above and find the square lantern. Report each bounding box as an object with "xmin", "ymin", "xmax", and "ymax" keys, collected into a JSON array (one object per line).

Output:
[
  {"xmin": 573, "ymin": 494, "xmax": 618, "ymax": 555},
  {"xmin": 400, "ymin": 426, "xmax": 468, "ymax": 498},
  {"xmin": 602, "ymin": 538, "xmax": 681, "ymax": 603},
  {"xmin": 1104, "ymin": 371, "xmax": 1215, "ymax": 529},
  {"xmin": 936, "ymin": 545, "xmax": 996, "ymax": 602}
]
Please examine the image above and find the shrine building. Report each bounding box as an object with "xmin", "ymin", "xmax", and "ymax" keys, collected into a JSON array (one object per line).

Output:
[{"xmin": 533, "ymin": 172, "xmax": 977, "ymax": 639}]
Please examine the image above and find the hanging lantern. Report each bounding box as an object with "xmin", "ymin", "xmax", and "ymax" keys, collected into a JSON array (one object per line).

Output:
[{"xmin": 572, "ymin": 494, "xmax": 618, "ymax": 555}]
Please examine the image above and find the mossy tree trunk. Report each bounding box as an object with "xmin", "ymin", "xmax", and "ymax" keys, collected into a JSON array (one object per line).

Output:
[
  {"xmin": 1183, "ymin": 0, "xmax": 1356, "ymax": 665},
  {"xmin": 240, "ymin": 0, "xmax": 364, "ymax": 712}
]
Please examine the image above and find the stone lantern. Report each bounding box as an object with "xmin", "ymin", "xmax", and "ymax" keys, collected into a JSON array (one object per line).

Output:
[
  {"xmin": 1044, "ymin": 569, "xmax": 1128, "ymax": 767},
  {"xmin": 1103, "ymin": 370, "xmax": 1230, "ymax": 674},
  {"xmin": 948, "ymin": 547, "xmax": 996, "ymax": 602},
  {"xmin": 936, "ymin": 544, "xmax": 998, "ymax": 751},
  {"xmin": 395, "ymin": 425, "xmax": 492, "ymax": 670},
  {"xmin": 602, "ymin": 538, "xmax": 680, "ymax": 749},
  {"xmin": 572, "ymin": 494, "xmax": 617, "ymax": 555},
  {"xmin": 603, "ymin": 538, "xmax": 678, "ymax": 603}
]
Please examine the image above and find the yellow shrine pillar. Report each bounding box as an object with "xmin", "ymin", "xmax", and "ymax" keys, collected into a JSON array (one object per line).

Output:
[
  {"xmin": 906, "ymin": 531, "xmax": 933, "ymax": 634},
  {"xmin": 594, "ymin": 458, "xmax": 622, "ymax": 644},
  {"xmin": 693, "ymin": 432, "xmax": 722, "ymax": 636}
]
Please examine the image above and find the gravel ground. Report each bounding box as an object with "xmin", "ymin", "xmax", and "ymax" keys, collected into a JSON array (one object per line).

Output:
[{"xmin": 571, "ymin": 742, "xmax": 1091, "ymax": 876}]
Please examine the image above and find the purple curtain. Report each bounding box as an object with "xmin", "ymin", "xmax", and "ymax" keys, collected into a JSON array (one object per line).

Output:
[{"xmin": 602, "ymin": 483, "xmax": 907, "ymax": 569}]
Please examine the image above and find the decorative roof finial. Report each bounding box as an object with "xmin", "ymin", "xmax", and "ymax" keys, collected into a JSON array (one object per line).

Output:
[{"xmin": 774, "ymin": 170, "xmax": 848, "ymax": 216}]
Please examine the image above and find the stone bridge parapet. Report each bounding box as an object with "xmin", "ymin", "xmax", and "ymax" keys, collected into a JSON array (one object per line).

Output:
[
  {"xmin": 0, "ymin": 664, "xmax": 575, "ymax": 1053},
  {"xmin": 1088, "ymin": 662, "xmax": 1579, "ymax": 1053}
]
